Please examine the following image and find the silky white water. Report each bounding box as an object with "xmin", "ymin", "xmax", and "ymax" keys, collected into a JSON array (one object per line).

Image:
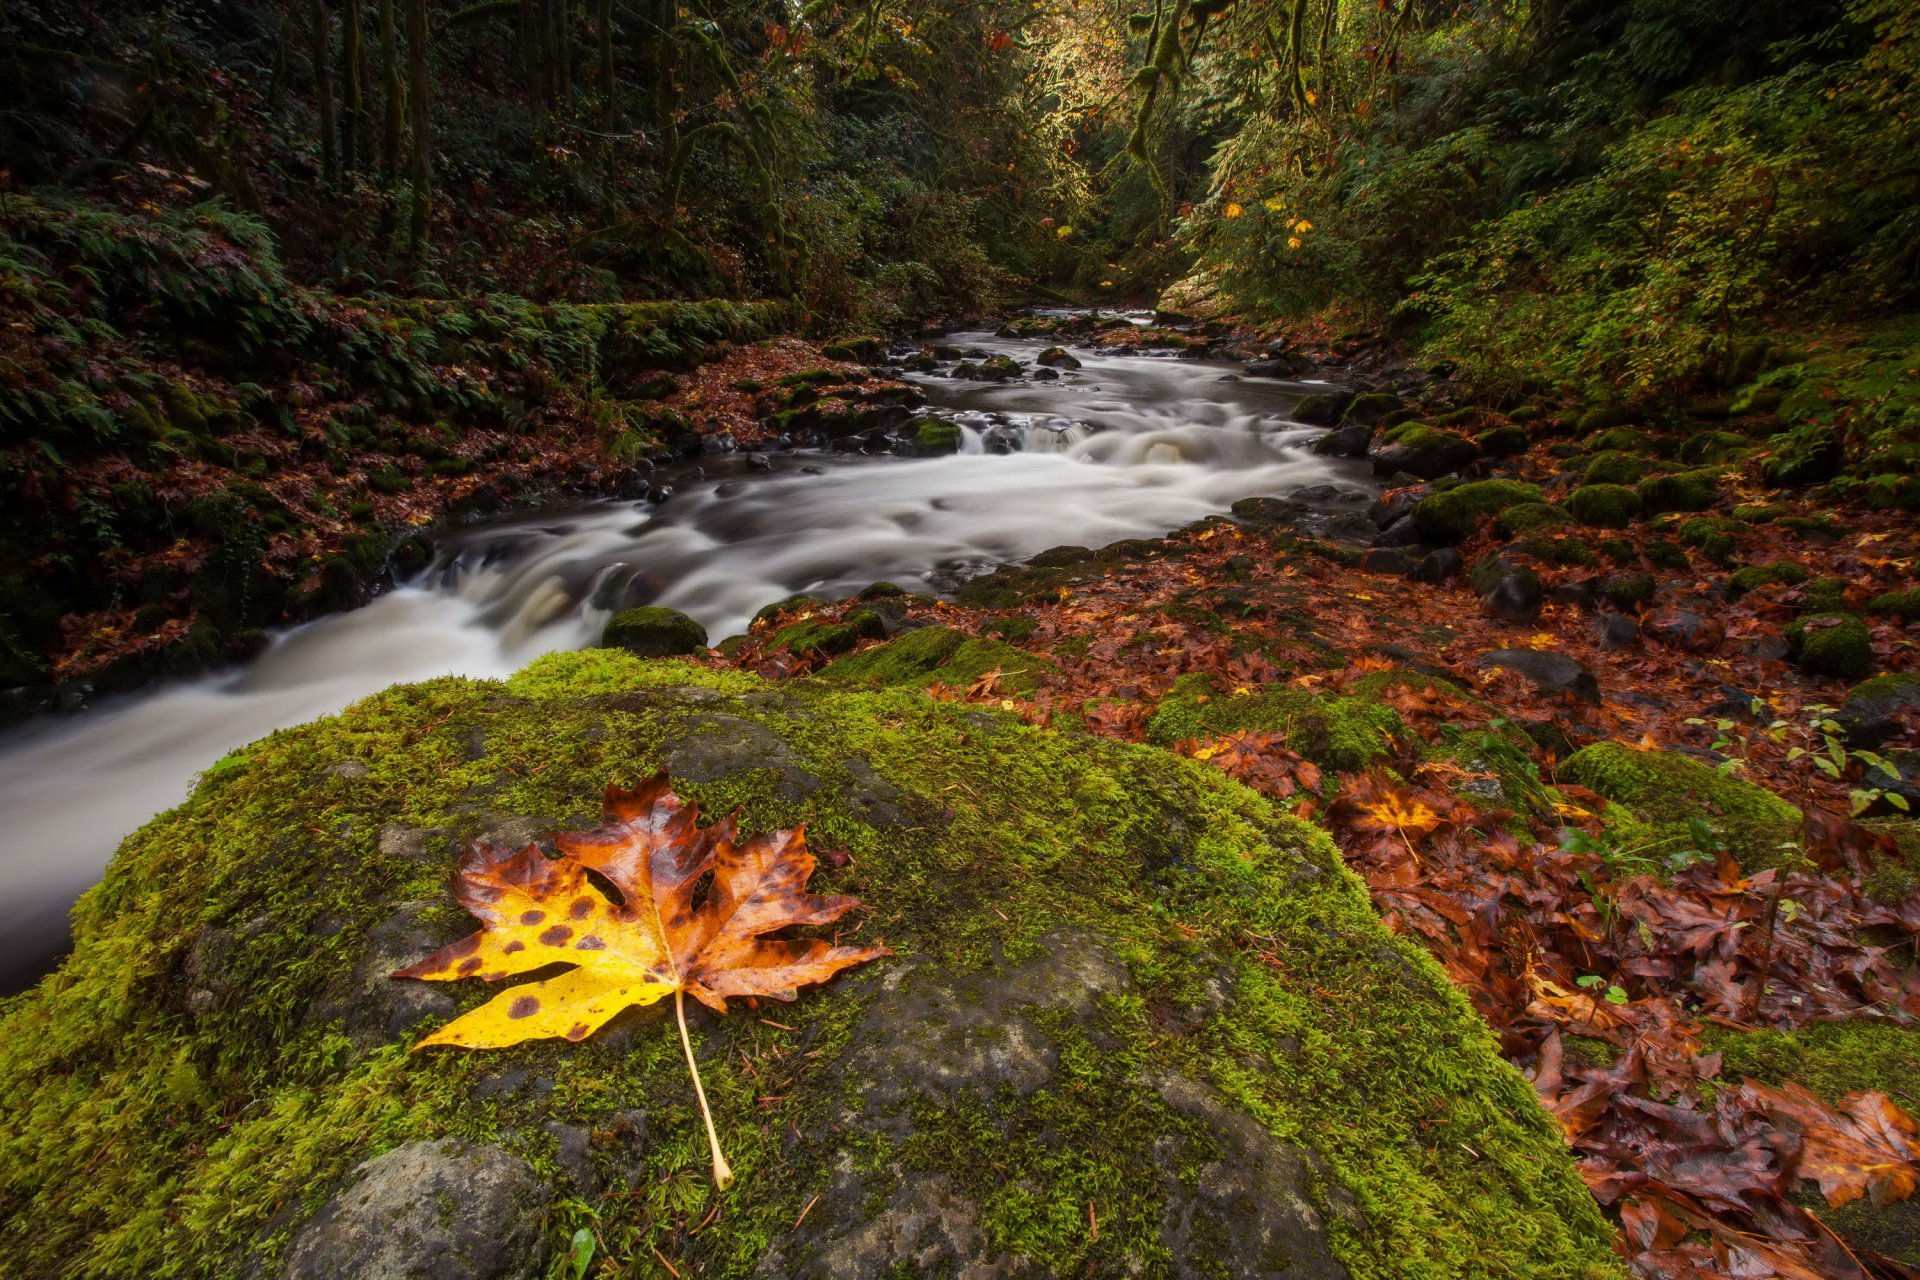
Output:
[{"xmin": 0, "ymin": 326, "xmax": 1368, "ymax": 987}]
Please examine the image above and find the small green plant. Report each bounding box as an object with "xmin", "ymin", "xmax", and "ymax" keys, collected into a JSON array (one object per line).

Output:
[
  {"xmin": 1785, "ymin": 704, "xmax": 1909, "ymax": 816},
  {"xmin": 1561, "ymin": 817, "xmax": 1719, "ymax": 881},
  {"xmin": 1685, "ymin": 700, "xmax": 1790, "ymax": 775},
  {"xmin": 1575, "ymin": 973, "xmax": 1629, "ymax": 1007}
]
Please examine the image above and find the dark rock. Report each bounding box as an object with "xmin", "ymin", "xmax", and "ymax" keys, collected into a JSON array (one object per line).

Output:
[
  {"xmin": 1150, "ymin": 1070, "xmax": 1358, "ymax": 1280},
  {"xmin": 1482, "ymin": 571, "xmax": 1543, "ymax": 625},
  {"xmin": 1368, "ymin": 517, "xmax": 1428, "ymax": 548},
  {"xmin": 1230, "ymin": 497, "xmax": 1309, "ymax": 527},
  {"xmin": 1370, "ymin": 491, "xmax": 1419, "ymax": 529},
  {"xmin": 1359, "ymin": 548, "xmax": 1416, "ymax": 576},
  {"xmin": 1414, "ymin": 547, "xmax": 1464, "ymax": 584},
  {"xmin": 845, "ymin": 929, "xmax": 1133, "ymax": 1112},
  {"xmin": 1593, "ymin": 613, "xmax": 1639, "ymax": 649},
  {"xmin": 1291, "ymin": 392, "xmax": 1355, "ymax": 426},
  {"xmin": 1311, "ymin": 424, "xmax": 1372, "ymax": 457},
  {"xmin": 1473, "ymin": 650, "xmax": 1601, "ymax": 703},
  {"xmin": 1371, "ymin": 432, "xmax": 1480, "ymax": 481},
  {"xmin": 1036, "ymin": 346, "xmax": 1081, "ymax": 369},
  {"xmin": 663, "ymin": 714, "xmax": 821, "ymax": 803},
  {"xmin": 303, "ymin": 902, "xmax": 461, "ymax": 1048},
  {"xmin": 278, "ymin": 1139, "xmax": 550, "ymax": 1280},
  {"xmin": 1644, "ymin": 609, "xmax": 1716, "ymax": 651},
  {"xmin": 1835, "ymin": 674, "xmax": 1920, "ymax": 749}
]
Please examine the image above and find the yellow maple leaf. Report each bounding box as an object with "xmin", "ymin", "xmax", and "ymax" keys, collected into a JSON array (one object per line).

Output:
[{"xmin": 395, "ymin": 773, "xmax": 888, "ymax": 1186}]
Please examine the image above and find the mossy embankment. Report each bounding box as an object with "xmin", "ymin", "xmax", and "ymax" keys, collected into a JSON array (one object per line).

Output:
[
  {"xmin": 0, "ymin": 651, "xmax": 1619, "ymax": 1278},
  {"xmin": 0, "ymin": 195, "xmax": 842, "ymax": 709}
]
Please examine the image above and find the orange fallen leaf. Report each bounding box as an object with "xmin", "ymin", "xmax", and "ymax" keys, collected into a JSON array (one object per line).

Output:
[{"xmin": 395, "ymin": 772, "xmax": 888, "ymax": 1186}]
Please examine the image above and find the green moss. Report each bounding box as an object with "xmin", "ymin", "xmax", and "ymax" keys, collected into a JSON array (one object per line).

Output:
[
  {"xmin": 1411, "ymin": 480, "xmax": 1543, "ymax": 542},
  {"xmin": 1558, "ymin": 741, "xmax": 1801, "ymax": 870},
  {"xmin": 909, "ymin": 417, "xmax": 961, "ymax": 454},
  {"xmin": 817, "ymin": 625, "xmax": 1053, "ymax": 693},
  {"xmin": 1729, "ymin": 562, "xmax": 1811, "ymax": 595},
  {"xmin": 1581, "ymin": 451, "xmax": 1662, "ymax": 487},
  {"xmin": 1785, "ymin": 613, "xmax": 1874, "ymax": 680},
  {"xmin": 768, "ymin": 612, "xmax": 886, "ymax": 661},
  {"xmin": 1566, "ymin": 484, "xmax": 1642, "ymax": 529},
  {"xmin": 1495, "ymin": 503, "xmax": 1572, "ymax": 538},
  {"xmin": 1636, "ymin": 469, "xmax": 1722, "ymax": 514},
  {"xmin": 1599, "ymin": 573, "xmax": 1656, "ymax": 609},
  {"xmin": 985, "ymin": 616, "xmax": 1039, "ymax": 643},
  {"xmin": 1144, "ymin": 673, "xmax": 1403, "ymax": 772},
  {"xmin": 1707, "ymin": 1022, "xmax": 1920, "ymax": 1109},
  {"xmin": 1475, "ymin": 424, "xmax": 1529, "ymax": 456},
  {"xmin": 1858, "ymin": 591, "xmax": 1920, "ymax": 621},
  {"xmin": 0, "ymin": 653, "xmax": 1616, "ymax": 1279},
  {"xmin": 1588, "ymin": 426, "xmax": 1655, "ymax": 453},
  {"xmin": 600, "ymin": 606, "xmax": 708, "ymax": 657},
  {"xmin": 1732, "ymin": 502, "xmax": 1788, "ymax": 523},
  {"xmin": 1799, "ymin": 576, "xmax": 1851, "ymax": 614}
]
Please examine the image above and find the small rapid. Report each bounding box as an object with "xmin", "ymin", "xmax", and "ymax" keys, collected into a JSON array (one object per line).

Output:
[{"xmin": 0, "ymin": 319, "xmax": 1371, "ymax": 989}]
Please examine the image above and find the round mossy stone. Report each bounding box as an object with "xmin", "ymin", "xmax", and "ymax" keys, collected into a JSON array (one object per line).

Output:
[
  {"xmin": 1411, "ymin": 479, "xmax": 1543, "ymax": 542},
  {"xmin": 1786, "ymin": 613, "xmax": 1874, "ymax": 680},
  {"xmin": 0, "ymin": 653, "xmax": 1619, "ymax": 1277},
  {"xmin": 1567, "ymin": 484, "xmax": 1643, "ymax": 529},
  {"xmin": 600, "ymin": 606, "xmax": 708, "ymax": 657},
  {"xmin": 1496, "ymin": 502, "xmax": 1573, "ymax": 538},
  {"xmin": 1636, "ymin": 469, "xmax": 1721, "ymax": 514}
]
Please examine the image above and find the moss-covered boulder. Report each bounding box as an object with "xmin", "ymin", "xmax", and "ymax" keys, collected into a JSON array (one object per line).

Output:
[
  {"xmin": 1495, "ymin": 502, "xmax": 1573, "ymax": 538},
  {"xmin": 905, "ymin": 416, "xmax": 962, "ymax": 455},
  {"xmin": 1785, "ymin": 613, "xmax": 1875, "ymax": 681},
  {"xmin": 818, "ymin": 624, "xmax": 1051, "ymax": 693},
  {"xmin": 1145, "ymin": 672, "xmax": 1404, "ymax": 772},
  {"xmin": 767, "ymin": 607, "xmax": 890, "ymax": 660},
  {"xmin": 600, "ymin": 606, "xmax": 708, "ymax": 657},
  {"xmin": 0, "ymin": 653, "xmax": 1617, "ymax": 1278},
  {"xmin": 1581, "ymin": 451, "xmax": 1662, "ymax": 487},
  {"xmin": 1636, "ymin": 469, "xmax": 1722, "ymax": 514},
  {"xmin": 1867, "ymin": 588, "xmax": 1920, "ymax": 622},
  {"xmin": 1411, "ymin": 479, "xmax": 1543, "ymax": 542},
  {"xmin": 1566, "ymin": 484, "xmax": 1642, "ymax": 529},
  {"xmin": 1729, "ymin": 562, "xmax": 1811, "ymax": 596},
  {"xmin": 1559, "ymin": 741, "xmax": 1801, "ymax": 869}
]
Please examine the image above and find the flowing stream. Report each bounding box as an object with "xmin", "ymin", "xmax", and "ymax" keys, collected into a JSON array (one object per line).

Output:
[{"xmin": 0, "ymin": 319, "xmax": 1371, "ymax": 991}]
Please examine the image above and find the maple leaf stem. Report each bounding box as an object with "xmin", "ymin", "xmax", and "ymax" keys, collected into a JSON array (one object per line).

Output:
[{"xmin": 676, "ymin": 987, "xmax": 735, "ymax": 1191}]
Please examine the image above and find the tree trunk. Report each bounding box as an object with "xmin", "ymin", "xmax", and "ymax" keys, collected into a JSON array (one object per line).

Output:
[
  {"xmin": 598, "ymin": 0, "xmax": 613, "ymax": 131},
  {"xmin": 380, "ymin": 0, "xmax": 404, "ymax": 182},
  {"xmin": 406, "ymin": 0, "xmax": 431, "ymax": 258},
  {"xmin": 343, "ymin": 0, "xmax": 365, "ymax": 172},
  {"xmin": 519, "ymin": 0, "xmax": 547, "ymax": 141},
  {"xmin": 311, "ymin": 0, "xmax": 338, "ymax": 182}
]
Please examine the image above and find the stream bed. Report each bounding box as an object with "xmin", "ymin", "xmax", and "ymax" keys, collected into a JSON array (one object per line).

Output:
[{"xmin": 0, "ymin": 320, "xmax": 1373, "ymax": 990}]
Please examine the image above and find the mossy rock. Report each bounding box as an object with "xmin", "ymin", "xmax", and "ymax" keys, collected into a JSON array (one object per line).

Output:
[
  {"xmin": 1581, "ymin": 451, "xmax": 1662, "ymax": 487},
  {"xmin": 600, "ymin": 606, "xmax": 709, "ymax": 658},
  {"xmin": 908, "ymin": 417, "xmax": 962, "ymax": 455},
  {"xmin": 1475, "ymin": 424, "xmax": 1529, "ymax": 457},
  {"xmin": 1598, "ymin": 573, "xmax": 1656, "ymax": 610},
  {"xmin": 1496, "ymin": 502, "xmax": 1573, "ymax": 538},
  {"xmin": 1729, "ymin": 562, "xmax": 1811, "ymax": 596},
  {"xmin": 769, "ymin": 608, "xmax": 889, "ymax": 661},
  {"xmin": 1411, "ymin": 480, "xmax": 1543, "ymax": 543},
  {"xmin": 1867, "ymin": 588, "xmax": 1920, "ymax": 622},
  {"xmin": 0, "ymin": 653, "xmax": 1618, "ymax": 1278},
  {"xmin": 817, "ymin": 625, "xmax": 1052, "ymax": 694},
  {"xmin": 752, "ymin": 594, "xmax": 826, "ymax": 626},
  {"xmin": 1676, "ymin": 516, "xmax": 1736, "ymax": 563},
  {"xmin": 819, "ymin": 336, "xmax": 886, "ymax": 362},
  {"xmin": 1785, "ymin": 613, "xmax": 1875, "ymax": 681},
  {"xmin": 1587, "ymin": 426, "xmax": 1654, "ymax": 454},
  {"xmin": 1799, "ymin": 576, "xmax": 1852, "ymax": 614},
  {"xmin": 1576, "ymin": 405, "xmax": 1635, "ymax": 434},
  {"xmin": 1636, "ymin": 469, "xmax": 1721, "ymax": 515},
  {"xmin": 1678, "ymin": 431, "xmax": 1752, "ymax": 466},
  {"xmin": 1145, "ymin": 672, "xmax": 1404, "ymax": 772},
  {"xmin": 1760, "ymin": 425, "xmax": 1844, "ymax": 487},
  {"xmin": 1566, "ymin": 484, "xmax": 1642, "ymax": 529},
  {"xmin": 1559, "ymin": 741, "xmax": 1801, "ymax": 870}
]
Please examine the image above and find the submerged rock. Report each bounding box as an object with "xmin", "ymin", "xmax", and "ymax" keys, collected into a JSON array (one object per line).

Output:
[{"xmin": 0, "ymin": 653, "xmax": 1616, "ymax": 1278}]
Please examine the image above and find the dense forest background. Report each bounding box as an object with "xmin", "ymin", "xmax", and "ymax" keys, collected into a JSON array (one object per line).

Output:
[{"xmin": 1, "ymin": 0, "xmax": 1916, "ymax": 692}]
